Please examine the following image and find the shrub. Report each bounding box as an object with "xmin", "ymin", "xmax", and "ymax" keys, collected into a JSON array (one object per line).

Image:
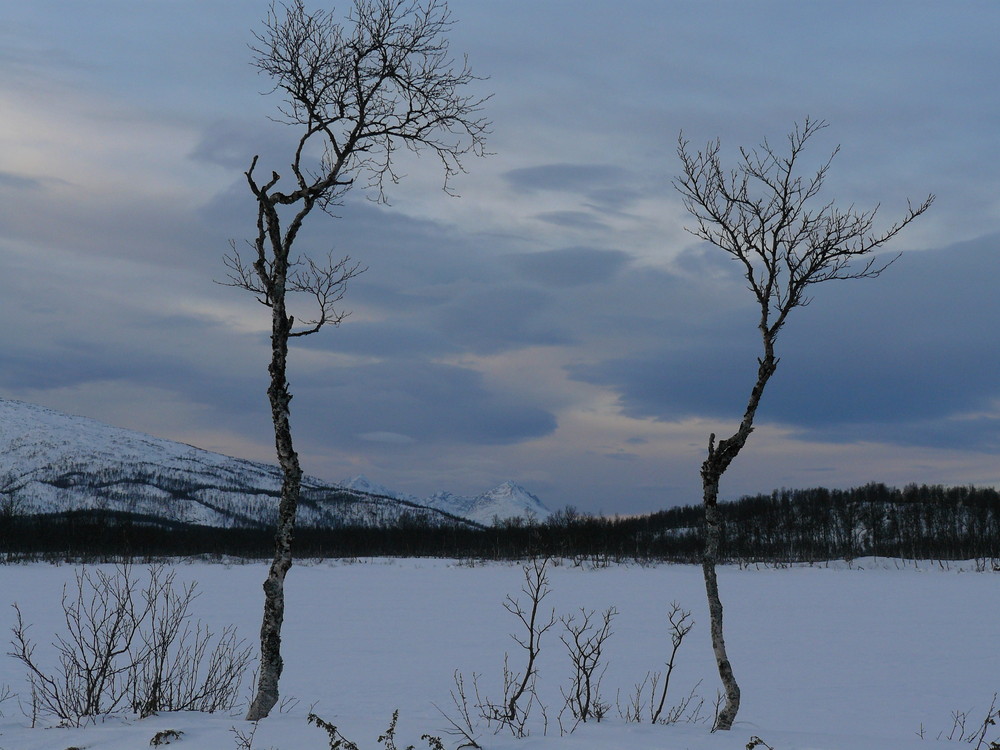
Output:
[{"xmin": 7, "ymin": 564, "xmax": 252, "ymax": 726}]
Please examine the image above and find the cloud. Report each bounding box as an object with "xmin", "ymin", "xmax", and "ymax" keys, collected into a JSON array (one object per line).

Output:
[
  {"xmin": 604, "ymin": 450, "xmax": 640, "ymax": 462},
  {"xmin": 793, "ymin": 415, "xmax": 1000, "ymax": 454},
  {"xmin": 298, "ymin": 359, "xmax": 558, "ymax": 447},
  {"xmin": 190, "ymin": 118, "xmax": 301, "ymax": 172},
  {"xmin": 318, "ymin": 321, "xmax": 458, "ymax": 359},
  {"xmin": 503, "ymin": 164, "xmax": 629, "ymax": 193},
  {"xmin": 434, "ymin": 284, "xmax": 573, "ymax": 354},
  {"xmin": 0, "ymin": 171, "xmax": 44, "ymax": 191},
  {"xmin": 583, "ymin": 187, "xmax": 646, "ymax": 212},
  {"xmin": 511, "ymin": 247, "xmax": 631, "ymax": 288},
  {"xmin": 568, "ymin": 341, "xmax": 758, "ymax": 422},
  {"xmin": 502, "ymin": 163, "xmax": 648, "ymax": 214},
  {"xmin": 359, "ymin": 431, "xmax": 416, "ymax": 445},
  {"xmin": 763, "ymin": 235, "xmax": 1000, "ymax": 444},
  {"xmin": 5, "ymin": 0, "xmax": 1000, "ymax": 514},
  {"xmin": 534, "ymin": 210, "xmax": 612, "ymax": 232},
  {"xmin": 569, "ymin": 235, "xmax": 1000, "ymax": 453}
]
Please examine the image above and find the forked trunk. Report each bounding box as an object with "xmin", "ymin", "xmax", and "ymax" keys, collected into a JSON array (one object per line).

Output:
[{"xmin": 246, "ymin": 303, "xmax": 301, "ymax": 722}]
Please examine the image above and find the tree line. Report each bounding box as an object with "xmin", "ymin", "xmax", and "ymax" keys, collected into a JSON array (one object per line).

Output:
[{"xmin": 3, "ymin": 482, "xmax": 998, "ymax": 564}]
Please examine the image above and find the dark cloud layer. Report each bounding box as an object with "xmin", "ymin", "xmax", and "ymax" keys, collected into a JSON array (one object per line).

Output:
[
  {"xmin": 435, "ymin": 284, "xmax": 573, "ymax": 354},
  {"xmin": 0, "ymin": 171, "xmax": 43, "ymax": 191},
  {"xmin": 503, "ymin": 163, "xmax": 651, "ymax": 214},
  {"xmin": 570, "ymin": 236, "xmax": 1000, "ymax": 452},
  {"xmin": 297, "ymin": 359, "xmax": 558, "ymax": 447},
  {"xmin": 511, "ymin": 247, "xmax": 631, "ymax": 288},
  {"xmin": 503, "ymin": 164, "xmax": 629, "ymax": 194},
  {"xmin": 315, "ymin": 321, "xmax": 458, "ymax": 360}
]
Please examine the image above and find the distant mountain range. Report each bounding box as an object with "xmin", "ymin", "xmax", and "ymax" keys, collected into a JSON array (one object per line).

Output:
[
  {"xmin": 342, "ymin": 475, "xmax": 550, "ymax": 525},
  {"xmin": 0, "ymin": 398, "xmax": 550, "ymax": 529}
]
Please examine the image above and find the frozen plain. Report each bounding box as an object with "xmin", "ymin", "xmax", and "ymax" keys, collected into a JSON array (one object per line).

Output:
[{"xmin": 0, "ymin": 557, "xmax": 996, "ymax": 750}]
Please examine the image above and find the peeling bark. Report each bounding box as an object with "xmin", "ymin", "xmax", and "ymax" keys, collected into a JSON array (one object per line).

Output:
[
  {"xmin": 702, "ymin": 499, "xmax": 739, "ymax": 730},
  {"xmin": 246, "ymin": 300, "xmax": 301, "ymax": 722},
  {"xmin": 700, "ymin": 347, "xmax": 775, "ymax": 731}
]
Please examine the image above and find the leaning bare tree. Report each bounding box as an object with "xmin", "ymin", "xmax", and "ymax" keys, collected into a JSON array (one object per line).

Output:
[
  {"xmin": 673, "ymin": 118, "xmax": 933, "ymax": 730},
  {"xmin": 224, "ymin": 0, "xmax": 488, "ymax": 721}
]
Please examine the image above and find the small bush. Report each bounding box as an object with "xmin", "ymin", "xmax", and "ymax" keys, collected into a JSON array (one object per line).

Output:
[{"xmin": 7, "ymin": 564, "xmax": 252, "ymax": 726}]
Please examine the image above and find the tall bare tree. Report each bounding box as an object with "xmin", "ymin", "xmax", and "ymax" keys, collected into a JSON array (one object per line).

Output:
[
  {"xmin": 673, "ymin": 118, "xmax": 933, "ymax": 730},
  {"xmin": 224, "ymin": 0, "xmax": 489, "ymax": 721}
]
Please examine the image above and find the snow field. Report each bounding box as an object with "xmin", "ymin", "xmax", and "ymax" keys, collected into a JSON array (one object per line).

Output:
[{"xmin": 0, "ymin": 558, "xmax": 996, "ymax": 749}]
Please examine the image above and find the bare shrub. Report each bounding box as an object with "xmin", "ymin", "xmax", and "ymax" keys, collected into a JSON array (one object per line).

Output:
[
  {"xmin": 308, "ymin": 710, "xmax": 445, "ymax": 750},
  {"xmin": 230, "ymin": 721, "xmax": 264, "ymax": 750},
  {"xmin": 473, "ymin": 557, "xmax": 556, "ymax": 737},
  {"xmin": 445, "ymin": 563, "xmax": 705, "ymax": 741},
  {"xmin": 447, "ymin": 558, "xmax": 555, "ymax": 739},
  {"xmin": 616, "ymin": 601, "xmax": 703, "ymax": 726},
  {"xmin": 131, "ymin": 566, "xmax": 252, "ymax": 717},
  {"xmin": 650, "ymin": 602, "xmax": 695, "ymax": 722},
  {"xmin": 435, "ymin": 671, "xmax": 482, "ymax": 749},
  {"xmin": 558, "ymin": 606, "xmax": 617, "ymax": 727},
  {"xmin": 9, "ymin": 566, "xmax": 148, "ymax": 723},
  {"xmin": 619, "ymin": 676, "xmax": 704, "ymax": 726},
  {"xmin": 7, "ymin": 565, "xmax": 252, "ymax": 726},
  {"xmin": 936, "ymin": 693, "xmax": 1000, "ymax": 749}
]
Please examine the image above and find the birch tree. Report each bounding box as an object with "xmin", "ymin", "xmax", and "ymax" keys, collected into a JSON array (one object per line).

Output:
[
  {"xmin": 673, "ymin": 118, "xmax": 933, "ymax": 730},
  {"xmin": 224, "ymin": 0, "xmax": 489, "ymax": 721}
]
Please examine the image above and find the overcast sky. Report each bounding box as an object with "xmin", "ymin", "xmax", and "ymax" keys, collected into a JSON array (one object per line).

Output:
[{"xmin": 2, "ymin": 1, "xmax": 999, "ymax": 514}]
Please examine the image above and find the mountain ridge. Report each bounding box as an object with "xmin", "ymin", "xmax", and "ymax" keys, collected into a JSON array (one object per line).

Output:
[
  {"xmin": 343, "ymin": 474, "xmax": 551, "ymax": 524},
  {"xmin": 0, "ymin": 398, "xmax": 548, "ymax": 528}
]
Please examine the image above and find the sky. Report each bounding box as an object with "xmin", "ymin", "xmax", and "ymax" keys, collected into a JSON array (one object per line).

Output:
[{"xmin": 1, "ymin": 1, "xmax": 999, "ymax": 515}]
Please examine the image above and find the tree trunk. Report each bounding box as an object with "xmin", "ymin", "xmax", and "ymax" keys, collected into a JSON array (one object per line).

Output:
[
  {"xmin": 700, "ymin": 340, "xmax": 776, "ymax": 731},
  {"xmin": 246, "ymin": 300, "xmax": 302, "ymax": 722},
  {"xmin": 701, "ymin": 469, "xmax": 740, "ymax": 730}
]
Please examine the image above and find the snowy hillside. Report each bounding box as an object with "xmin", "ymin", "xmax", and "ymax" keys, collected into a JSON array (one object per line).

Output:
[
  {"xmin": 343, "ymin": 474, "xmax": 551, "ymax": 524},
  {"xmin": 0, "ymin": 398, "xmax": 467, "ymax": 529}
]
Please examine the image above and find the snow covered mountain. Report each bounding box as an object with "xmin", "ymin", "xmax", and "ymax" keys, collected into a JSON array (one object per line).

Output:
[
  {"xmin": 343, "ymin": 475, "xmax": 551, "ymax": 524},
  {"xmin": 0, "ymin": 398, "xmax": 469, "ymax": 530}
]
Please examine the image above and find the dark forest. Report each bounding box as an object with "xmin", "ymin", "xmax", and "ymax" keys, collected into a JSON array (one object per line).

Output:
[{"xmin": 3, "ymin": 482, "xmax": 999, "ymax": 564}]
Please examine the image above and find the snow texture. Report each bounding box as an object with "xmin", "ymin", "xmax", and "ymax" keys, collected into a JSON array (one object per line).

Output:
[{"xmin": 0, "ymin": 557, "xmax": 996, "ymax": 750}]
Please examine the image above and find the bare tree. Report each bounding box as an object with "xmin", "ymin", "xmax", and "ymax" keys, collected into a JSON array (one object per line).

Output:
[
  {"xmin": 650, "ymin": 601, "xmax": 694, "ymax": 724},
  {"xmin": 674, "ymin": 118, "xmax": 933, "ymax": 730},
  {"xmin": 224, "ymin": 0, "xmax": 489, "ymax": 721},
  {"xmin": 460, "ymin": 557, "xmax": 556, "ymax": 738},
  {"xmin": 559, "ymin": 605, "xmax": 617, "ymax": 726}
]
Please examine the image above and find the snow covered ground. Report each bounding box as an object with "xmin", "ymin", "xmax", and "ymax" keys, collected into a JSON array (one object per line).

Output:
[{"xmin": 0, "ymin": 557, "xmax": 996, "ymax": 750}]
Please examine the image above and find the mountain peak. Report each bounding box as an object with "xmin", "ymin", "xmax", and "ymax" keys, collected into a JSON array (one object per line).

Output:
[
  {"xmin": 424, "ymin": 480, "xmax": 549, "ymax": 524},
  {"xmin": 342, "ymin": 475, "xmax": 423, "ymax": 504},
  {"xmin": 344, "ymin": 473, "xmax": 551, "ymax": 525}
]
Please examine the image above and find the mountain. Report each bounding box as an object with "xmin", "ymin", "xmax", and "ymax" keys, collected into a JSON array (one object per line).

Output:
[
  {"xmin": 0, "ymin": 398, "xmax": 468, "ymax": 530},
  {"xmin": 343, "ymin": 475, "xmax": 551, "ymax": 525},
  {"xmin": 341, "ymin": 474, "xmax": 424, "ymax": 505}
]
